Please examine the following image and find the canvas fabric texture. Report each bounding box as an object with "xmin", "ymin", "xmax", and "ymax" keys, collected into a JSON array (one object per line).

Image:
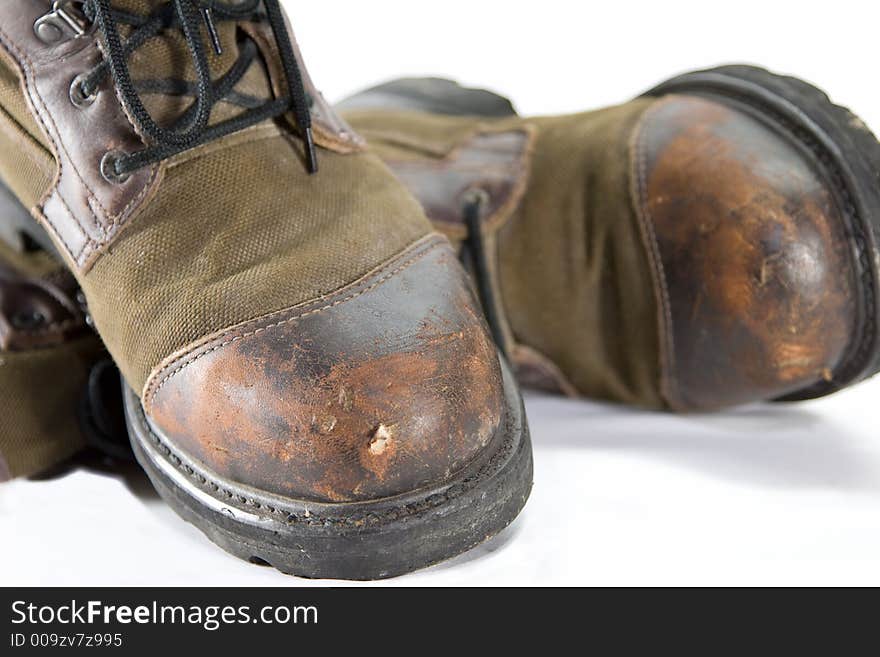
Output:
[
  {"xmin": 0, "ymin": 5, "xmax": 435, "ymax": 392},
  {"xmin": 344, "ymin": 98, "xmax": 666, "ymax": 407},
  {"xmin": 0, "ymin": 338, "xmax": 101, "ymax": 479}
]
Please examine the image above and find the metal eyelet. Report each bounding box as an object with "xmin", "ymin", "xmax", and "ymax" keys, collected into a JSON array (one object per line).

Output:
[
  {"xmin": 33, "ymin": 19, "xmax": 65, "ymax": 44},
  {"xmin": 11, "ymin": 309, "xmax": 46, "ymax": 331},
  {"xmin": 462, "ymin": 187, "xmax": 491, "ymax": 211},
  {"xmin": 69, "ymin": 73, "xmax": 97, "ymax": 108},
  {"xmin": 100, "ymin": 151, "xmax": 130, "ymax": 185},
  {"xmin": 34, "ymin": 1, "xmax": 91, "ymax": 45}
]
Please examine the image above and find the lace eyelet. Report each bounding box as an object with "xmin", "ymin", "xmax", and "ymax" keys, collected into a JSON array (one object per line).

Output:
[
  {"xmin": 11, "ymin": 309, "xmax": 46, "ymax": 331},
  {"xmin": 34, "ymin": 1, "xmax": 92, "ymax": 45},
  {"xmin": 33, "ymin": 19, "xmax": 65, "ymax": 44},
  {"xmin": 100, "ymin": 151, "xmax": 131, "ymax": 185},
  {"xmin": 69, "ymin": 73, "xmax": 98, "ymax": 108}
]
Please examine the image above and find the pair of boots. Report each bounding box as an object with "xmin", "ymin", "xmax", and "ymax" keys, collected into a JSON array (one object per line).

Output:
[{"xmin": 2, "ymin": 1, "xmax": 878, "ymax": 580}]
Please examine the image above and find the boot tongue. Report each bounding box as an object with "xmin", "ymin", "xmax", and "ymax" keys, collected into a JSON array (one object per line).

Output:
[{"xmin": 104, "ymin": 0, "xmax": 273, "ymax": 126}]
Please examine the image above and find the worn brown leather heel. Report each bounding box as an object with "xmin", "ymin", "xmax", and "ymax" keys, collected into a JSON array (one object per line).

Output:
[{"xmin": 642, "ymin": 66, "xmax": 880, "ymax": 405}]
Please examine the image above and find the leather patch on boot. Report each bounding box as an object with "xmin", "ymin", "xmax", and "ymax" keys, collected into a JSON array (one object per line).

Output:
[
  {"xmin": 511, "ymin": 344, "xmax": 579, "ymax": 397},
  {"xmin": 0, "ymin": 5, "xmax": 160, "ymax": 272},
  {"xmin": 0, "ymin": 262, "xmax": 86, "ymax": 351},
  {"xmin": 383, "ymin": 128, "xmax": 534, "ymax": 357},
  {"xmin": 142, "ymin": 235, "xmax": 505, "ymax": 503},
  {"xmin": 384, "ymin": 128, "xmax": 534, "ymax": 241},
  {"xmin": 0, "ymin": 4, "xmax": 364, "ymax": 273},
  {"xmin": 631, "ymin": 95, "xmax": 857, "ymax": 410}
]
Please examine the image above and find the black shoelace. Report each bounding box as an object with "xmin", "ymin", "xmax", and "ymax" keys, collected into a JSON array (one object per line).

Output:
[
  {"xmin": 80, "ymin": 0, "xmax": 317, "ymax": 180},
  {"xmin": 461, "ymin": 189, "xmax": 509, "ymax": 359}
]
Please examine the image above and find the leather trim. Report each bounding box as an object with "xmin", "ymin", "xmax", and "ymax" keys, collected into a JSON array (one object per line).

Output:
[
  {"xmin": 0, "ymin": 1, "xmax": 159, "ymax": 272},
  {"xmin": 384, "ymin": 128, "xmax": 534, "ymax": 357},
  {"xmin": 0, "ymin": 2, "xmax": 365, "ymax": 272},
  {"xmin": 384, "ymin": 128, "xmax": 534, "ymax": 241},
  {"xmin": 511, "ymin": 344, "xmax": 579, "ymax": 397},
  {"xmin": 630, "ymin": 98, "xmax": 678, "ymax": 408}
]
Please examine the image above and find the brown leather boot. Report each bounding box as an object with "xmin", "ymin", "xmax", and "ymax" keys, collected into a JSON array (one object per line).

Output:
[
  {"xmin": 0, "ymin": 1, "xmax": 531, "ymax": 579},
  {"xmin": 339, "ymin": 67, "xmax": 880, "ymax": 412}
]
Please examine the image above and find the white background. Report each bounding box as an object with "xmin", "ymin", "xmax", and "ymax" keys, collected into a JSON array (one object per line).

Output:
[{"xmin": 3, "ymin": 0, "xmax": 880, "ymax": 586}]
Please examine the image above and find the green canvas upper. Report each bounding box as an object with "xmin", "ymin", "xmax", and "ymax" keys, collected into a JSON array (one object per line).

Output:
[{"xmin": 343, "ymin": 99, "xmax": 666, "ymax": 408}]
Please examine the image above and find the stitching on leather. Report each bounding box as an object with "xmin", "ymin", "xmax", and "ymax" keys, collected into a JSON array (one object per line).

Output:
[
  {"xmin": 0, "ymin": 24, "xmax": 156, "ymax": 268},
  {"xmin": 52, "ymin": 193, "xmax": 90, "ymax": 261},
  {"xmin": 86, "ymin": 157, "xmax": 158, "ymax": 237},
  {"xmin": 632, "ymin": 99, "xmax": 681, "ymax": 409},
  {"xmin": 0, "ymin": 24, "xmax": 104, "ymax": 258},
  {"xmin": 0, "ymin": 26, "xmax": 73, "ymax": 241},
  {"xmin": 52, "ymin": 42, "xmax": 107, "ymax": 234},
  {"xmin": 86, "ymin": 37, "xmax": 163, "ymax": 244},
  {"xmin": 35, "ymin": 42, "xmax": 158, "ymax": 248},
  {"xmin": 34, "ymin": 201, "xmax": 76, "ymax": 260},
  {"xmin": 95, "ymin": 162, "xmax": 159, "ymax": 234},
  {"xmin": 9, "ymin": 33, "xmax": 103, "ymax": 236},
  {"xmin": 143, "ymin": 237, "xmax": 445, "ymax": 407}
]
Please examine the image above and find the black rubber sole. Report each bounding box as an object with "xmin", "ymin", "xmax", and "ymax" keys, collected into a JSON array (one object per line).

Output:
[
  {"xmin": 645, "ymin": 65, "xmax": 880, "ymax": 399},
  {"xmin": 124, "ymin": 358, "xmax": 533, "ymax": 581}
]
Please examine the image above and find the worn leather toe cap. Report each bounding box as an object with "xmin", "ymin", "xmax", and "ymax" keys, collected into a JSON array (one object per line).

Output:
[
  {"xmin": 633, "ymin": 95, "xmax": 858, "ymax": 410},
  {"xmin": 140, "ymin": 235, "xmax": 506, "ymax": 503}
]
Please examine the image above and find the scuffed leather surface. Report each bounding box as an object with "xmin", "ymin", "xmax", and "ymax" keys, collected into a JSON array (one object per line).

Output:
[
  {"xmin": 0, "ymin": 259, "xmax": 86, "ymax": 352},
  {"xmin": 633, "ymin": 95, "xmax": 857, "ymax": 410},
  {"xmin": 145, "ymin": 236, "xmax": 505, "ymax": 503}
]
